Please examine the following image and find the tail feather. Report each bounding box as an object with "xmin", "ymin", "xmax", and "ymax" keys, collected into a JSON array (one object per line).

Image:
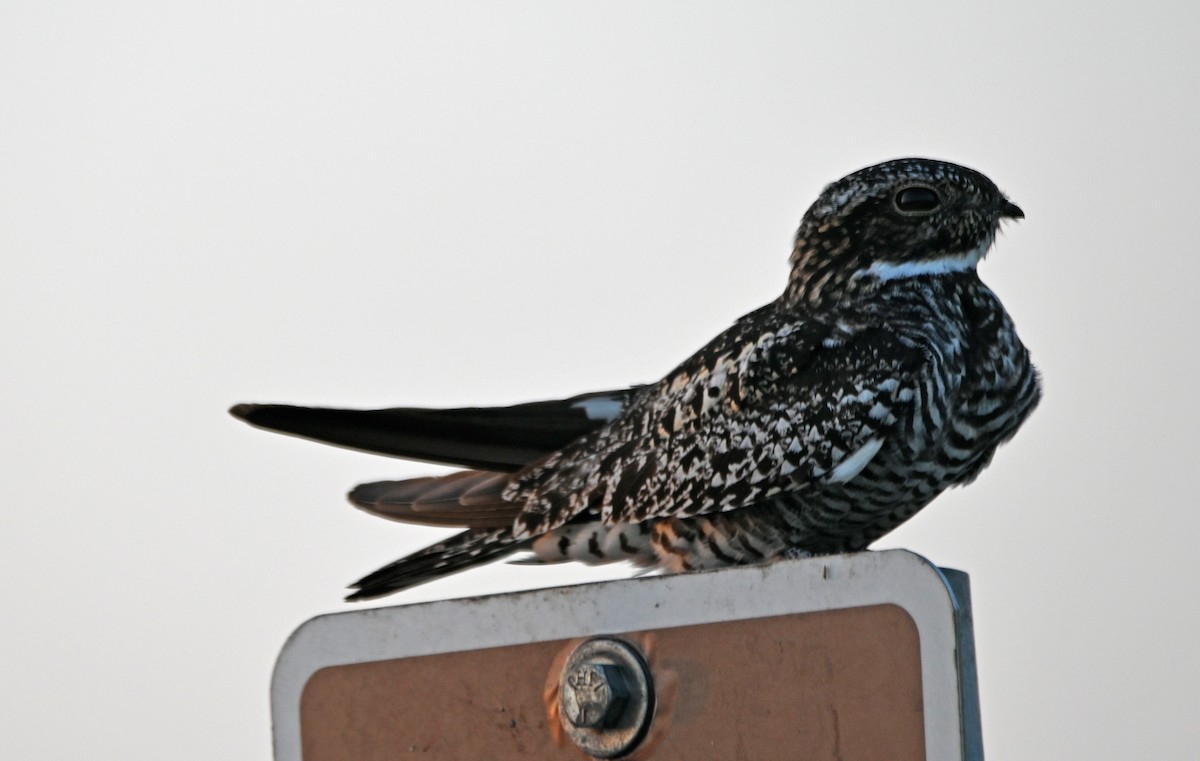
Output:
[
  {"xmin": 230, "ymin": 389, "xmax": 645, "ymax": 597},
  {"xmin": 348, "ymin": 471, "xmax": 520, "ymax": 528},
  {"xmin": 346, "ymin": 528, "xmax": 528, "ymax": 601}
]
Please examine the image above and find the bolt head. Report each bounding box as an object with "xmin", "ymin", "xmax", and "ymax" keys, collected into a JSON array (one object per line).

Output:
[
  {"xmin": 557, "ymin": 638, "xmax": 654, "ymax": 758},
  {"xmin": 561, "ymin": 663, "xmax": 629, "ymax": 728}
]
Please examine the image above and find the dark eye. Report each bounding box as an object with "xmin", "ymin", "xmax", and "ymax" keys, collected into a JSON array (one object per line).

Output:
[{"xmin": 894, "ymin": 186, "xmax": 941, "ymax": 213}]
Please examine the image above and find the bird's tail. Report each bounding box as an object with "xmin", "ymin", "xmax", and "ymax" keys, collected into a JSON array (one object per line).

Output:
[
  {"xmin": 344, "ymin": 471, "xmax": 531, "ymax": 599},
  {"xmin": 346, "ymin": 527, "xmax": 530, "ymax": 601}
]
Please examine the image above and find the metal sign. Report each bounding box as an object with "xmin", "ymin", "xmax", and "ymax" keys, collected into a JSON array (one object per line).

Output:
[{"xmin": 272, "ymin": 550, "xmax": 981, "ymax": 760}]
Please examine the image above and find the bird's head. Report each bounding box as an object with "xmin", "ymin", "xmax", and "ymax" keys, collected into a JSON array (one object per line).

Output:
[{"xmin": 785, "ymin": 158, "xmax": 1023, "ymax": 305}]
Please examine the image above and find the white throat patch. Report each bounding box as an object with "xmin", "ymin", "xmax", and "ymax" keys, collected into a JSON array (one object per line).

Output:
[{"xmin": 864, "ymin": 234, "xmax": 993, "ymax": 281}]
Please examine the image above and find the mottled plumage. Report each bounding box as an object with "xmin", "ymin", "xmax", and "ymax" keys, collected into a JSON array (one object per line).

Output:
[{"xmin": 231, "ymin": 158, "xmax": 1040, "ymax": 600}]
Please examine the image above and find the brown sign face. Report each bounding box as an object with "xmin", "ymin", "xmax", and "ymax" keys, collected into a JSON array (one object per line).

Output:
[{"xmin": 299, "ymin": 604, "xmax": 923, "ymax": 761}]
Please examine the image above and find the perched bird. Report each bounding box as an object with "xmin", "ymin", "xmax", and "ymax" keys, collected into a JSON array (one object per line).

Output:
[{"xmin": 231, "ymin": 158, "xmax": 1040, "ymax": 601}]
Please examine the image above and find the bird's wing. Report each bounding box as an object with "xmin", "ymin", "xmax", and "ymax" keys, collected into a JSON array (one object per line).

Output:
[
  {"xmin": 509, "ymin": 304, "xmax": 928, "ymax": 538},
  {"xmin": 228, "ymin": 387, "xmax": 643, "ymax": 472}
]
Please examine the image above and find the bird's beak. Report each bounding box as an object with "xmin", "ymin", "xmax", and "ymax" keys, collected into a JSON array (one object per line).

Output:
[{"xmin": 999, "ymin": 199, "xmax": 1024, "ymax": 220}]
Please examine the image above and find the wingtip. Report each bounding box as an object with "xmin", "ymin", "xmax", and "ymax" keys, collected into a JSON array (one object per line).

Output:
[{"xmin": 228, "ymin": 403, "xmax": 259, "ymax": 421}]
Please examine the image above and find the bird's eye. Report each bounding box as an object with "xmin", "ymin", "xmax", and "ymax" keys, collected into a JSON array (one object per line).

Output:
[{"xmin": 894, "ymin": 186, "xmax": 941, "ymax": 213}]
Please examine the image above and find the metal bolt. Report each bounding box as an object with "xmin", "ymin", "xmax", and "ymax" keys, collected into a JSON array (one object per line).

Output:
[
  {"xmin": 557, "ymin": 638, "xmax": 654, "ymax": 759},
  {"xmin": 562, "ymin": 662, "xmax": 630, "ymax": 728}
]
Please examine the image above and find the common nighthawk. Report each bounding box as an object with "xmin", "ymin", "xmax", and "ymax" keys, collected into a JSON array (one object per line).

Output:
[{"xmin": 232, "ymin": 158, "xmax": 1040, "ymax": 600}]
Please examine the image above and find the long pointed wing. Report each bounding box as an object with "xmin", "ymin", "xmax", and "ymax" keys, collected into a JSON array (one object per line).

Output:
[{"xmin": 229, "ymin": 387, "xmax": 644, "ymax": 472}]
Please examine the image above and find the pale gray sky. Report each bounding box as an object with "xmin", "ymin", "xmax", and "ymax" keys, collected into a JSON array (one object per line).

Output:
[{"xmin": 3, "ymin": 2, "xmax": 1198, "ymax": 758}]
